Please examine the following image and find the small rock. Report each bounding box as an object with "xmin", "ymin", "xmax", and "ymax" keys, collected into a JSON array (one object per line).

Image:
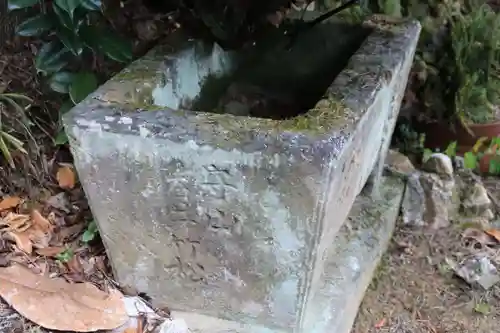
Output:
[
  {"xmin": 420, "ymin": 172, "xmax": 456, "ymax": 229},
  {"xmin": 385, "ymin": 149, "xmax": 415, "ymax": 176},
  {"xmin": 481, "ymin": 208, "xmax": 495, "ymax": 221},
  {"xmin": 462, "ymin": 182, "xmax": 491, "ymax": 216},
  {"xmin": 454, "ymin": 156, "xmax": 465, "ymax": 170},
  {"xmin": 159, "ymin": 319, "xmax": 189, "ymax": 333},
  {"xmin": 423, "ymin": 153, "xmax": 454, "ymax": 177},
  {"xmin": 451, "ymin": 254, "xmax": 500, "ymax": 290},
  {"xmin": 401, "ymin": 172, "xmax": 426, "ymax": 226}
]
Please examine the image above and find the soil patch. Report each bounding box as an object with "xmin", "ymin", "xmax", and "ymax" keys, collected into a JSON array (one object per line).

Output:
[{"xmin": 352, "ymin": 220, "xmax": 500, "ymax": 333}]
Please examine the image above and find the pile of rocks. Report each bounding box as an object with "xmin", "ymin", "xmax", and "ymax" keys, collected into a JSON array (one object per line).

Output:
[
  {"xmin": 386, "ymin": 150, "xmax": 495, "ymax": 230},
  {"xmin": 386, "ymin": 149, "xmax": 500, "ymax": 290}
]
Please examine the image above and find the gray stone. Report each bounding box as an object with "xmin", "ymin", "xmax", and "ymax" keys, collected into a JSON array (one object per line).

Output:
[
  {"xmin": 401, "ymin": 171, "xmax": 459, "ymax": 229},
  {"xmin": 401, "ymin": 172, "xmax": 426, "ymax": 226},
  {"xmin": 462, "ymin": 182, "xmax": 492, "ymax": 216},
  {"xmin": 451, "ymin": 254, "xmax": 500, "ymax": 290},
  {"xmin": 171, "ymin": 176, "xmax": 405, "ymax": 333},
  {"xmin": 420, "ymin": 172, "xmax": 457, "ymax": 229},
  {"xmin": 385, "ymin": 149, "xmax": 415, "ymax": 176},
  {"xmin": 423, "ymin": 153, "xmax": 454, "ymax": 177},
  {"xmin": 63, "ymin": 14, "xmax": 420, "ymax": 333}
]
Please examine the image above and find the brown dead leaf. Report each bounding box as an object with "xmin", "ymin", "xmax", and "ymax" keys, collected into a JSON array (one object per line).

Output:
[
  {"xmin": 485, "ymin": 229, "xmax": 500, "ymax": 242},
  {"xmin": 0, "ymin": 196, "xmax": 21, "ymax": 211},
  {"xmin": 0, "ymin": 264, "xmax": 128, "ymax": 332},
  {"xmin": 4, "ymin": 231, "xmax": 33, "ymax": 254},
  {"xmin": 56, "ymin": 166, "xmax": 76, "ymax": 189},
  {"xmin": 0, "ymin": 212, "xmax": 31, "ymax": 232},
  {"xmin": 463, "ymin": 228, "xmax": 497, "ymax": 246},
  {"xmin": 122, "ymin": 327, "xmax": 138, "ymax": 333},
  {"xmin": 36, "ymin": 246, "xmax": 65, "ymax": 257},
  {"xmin": 67, "ymin": 255, "xmax": 83, "ymax": 274},
  {"xmin": 32, "ymin": 209, "xmax": 54, "ymax": 233}
]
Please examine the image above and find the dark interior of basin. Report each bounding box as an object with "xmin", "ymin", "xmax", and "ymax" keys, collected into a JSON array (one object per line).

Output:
[{"xmin": 192, "ymin": 20, "xmax": 372, "ymax": 120}]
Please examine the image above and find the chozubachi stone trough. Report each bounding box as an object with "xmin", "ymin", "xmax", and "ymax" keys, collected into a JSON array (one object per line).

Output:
[{"xmin": 63, "ymin": 12, "xmax": 421, "ymax": 333}]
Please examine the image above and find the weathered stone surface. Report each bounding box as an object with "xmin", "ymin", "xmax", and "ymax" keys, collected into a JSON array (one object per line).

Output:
[
  {"xmin": 401, "ymin": 171, "xmax": 458, "ymax": 229},
  {"xmin": 170, "ymin": 176, "xmax": 404, "ymax": 333},
  {"xmin": 401, "ymin": 172, "xmax": 426, "ymax": 226},
  {"xmin": 385, "ymin": 149, "xmax": 415, "ymax": 176},
  {"xmin": 450, "ymin": 254, "xmax": 500, "ymax": 290},
  {"xmin": 462, "ymin": 182, "xmax": 492, "ymax": 216},
  {"xmin": 63, "ymin": 14, "xmax": 420, "ymax": 333},
  {"xmin": 423, "ymin": 153, "xmax": 454, "ymax": 178}
]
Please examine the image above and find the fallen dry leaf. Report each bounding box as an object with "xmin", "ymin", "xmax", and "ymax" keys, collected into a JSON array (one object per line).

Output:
[
  {"xmin": 4, "ymin": 231, "xmax": 32, "ymax": 254},
  {"xmin": 463, "ymin": 228, "xmax": 497, "ymax": 246},
  {"xmin": 0, "ymin": 196, "xmax": 21, "ymax": 212},
  {"xmin": 485, "ymin": 229, "xmax": 500, "ymax": 242},
  {"xmin": 35, "ymin": 246, "xmax": 65, "ymax": 257},
  {"xmin": 56, "ymin": 166, "xmax": 76, "ymax": 189},
  {"xmin": 32, "ymin": 209, "xmax": 54, "ymax": 233},
  {"xmin": 0, "ymin": 212, "xmax": 31, "ymax": 232},
  {"xmin": 0, "ymin": 264, "xmax": 128, "ymax": 332}
]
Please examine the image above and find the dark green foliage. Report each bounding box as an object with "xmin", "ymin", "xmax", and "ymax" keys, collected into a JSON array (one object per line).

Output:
[{"xmin": 8, "ymin": 0, "xmax": 133, "ymax": 145}]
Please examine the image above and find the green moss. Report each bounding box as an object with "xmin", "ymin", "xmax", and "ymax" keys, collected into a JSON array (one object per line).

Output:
[{"xmin": 277, "ymin": 98, "xmax": 350, "ymax": 134}]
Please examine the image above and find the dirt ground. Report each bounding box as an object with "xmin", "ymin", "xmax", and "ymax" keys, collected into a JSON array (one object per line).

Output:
[{"xmin": 352, "ymin": 219, "xmax": 500, "ymax": 333}]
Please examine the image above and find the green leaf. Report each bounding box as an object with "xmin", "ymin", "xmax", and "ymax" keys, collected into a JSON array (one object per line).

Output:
[
  {"xmin": 80, "ymin": 25, "xmax": 132, "ymax": 63},
  {"xmin": 81, "ymin": 230, "xmax": 95, "ymax": 242},
  {"xmin": 80, "ymin": 0, "xmax": 101, "ymax": 11},
  {"xmin": 15, "ymin": 14, "xmax": 53, "ymax": 37},
  {"xmin": 59, "ymin": 99, "xmax": 75, "ymax": 116},
  {"xmin": 444, "ymin": 141, "xmax": 457, "ymax": 158},
  {"xmin": 0, "ymin": 136, "xmax": 15, "ymax": 168},
  {"xmin": 56, "ymin": 26, "xmax": 83, "ymax": 56},
  {"xmin": 81, "ymin": 220, "xmax": 98, "ymax": 242},
  {"xmin": 54, "ymin": 129, "xmax": 69, "ymax": 145},
  {"xmin": 464, "ymin": 152, "xmax": 478, "ymax": 170},
  {"xmin": 69, "ymin": 72, "xmax": 98, "ymax": 104},
  {"xmin": 474, "ymin": 302, "xmax": 490, "ymax": 315},
  {"xmin": 53, "ymin": 2, "xmax": 74, "ymax": 30},
  {"xmin": 55, "ymin": 248, "xmax": 74, "ymax": 263},
  {"xmin": 54, "ymin": 0, "xmax": 82, "ymax": 19},
  {"xmin": 35, "ymin": 41, "xmax": 70, "ymax": 75},
  {"xmin": 7, "ymin": 0, "xmax": 38, "ymax": 11},
  {"xmin": 49, "ymin": 71, "xmax": 75, "ymax": 94},
  {"xmin": 422, "ymin": 148, "xmax": 433, "ymax": 163}
]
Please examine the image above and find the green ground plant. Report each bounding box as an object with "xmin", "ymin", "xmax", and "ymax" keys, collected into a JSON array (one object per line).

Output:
[
  {"xmin": 373, "ymin": 0, "xmax": 500, "ymax": 128},
  {"xmin": 0, "ymin": 89, "xmax": 32, "ymax": 168},
  {"xmin": 7, "ymin": 0, "xmax": 133, "ymax": 144}
]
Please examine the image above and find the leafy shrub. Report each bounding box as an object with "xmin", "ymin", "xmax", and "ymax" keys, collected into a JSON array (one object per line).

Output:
[
  {"xmin": 7, "ymin": 0, "xmax": 133, "ymax": 144},
  {"xmin": 451, "ymin": 3, "xmax": 500, "ymax": 125},
  {"xmin": 374, "ymin": 0, "xmax": 500, "ymax": 128}
]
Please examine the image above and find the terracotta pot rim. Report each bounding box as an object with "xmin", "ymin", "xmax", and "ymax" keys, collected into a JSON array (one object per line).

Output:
[{"xmin": 465, "ymin": 120, "xmax": 500, "ymax": 129}]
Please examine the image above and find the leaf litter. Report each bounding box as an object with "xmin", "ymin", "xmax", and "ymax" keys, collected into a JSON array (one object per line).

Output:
[
  {"xmin": 0, "ymin": 162, "xmax": 175, "ymax": 333},
  {"xmin": 0, "ymin": 264, "xmax": 128, "ymax": 332}
]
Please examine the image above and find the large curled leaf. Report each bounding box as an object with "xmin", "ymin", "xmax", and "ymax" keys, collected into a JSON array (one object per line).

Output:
[
  {"xmin": 54, "ymin": 129, "xmax": 69, "ymax": 145},
  {"xmin": 7, "ymin": 0, "xmax": 38, "ymax": 11},
  {"xmin": 56, "ymin": 27, "xmax": 84, "ymax": 56},
  {"xmin": 54, "ymin": 0, "xmax": 82, "ymax": 19},
  {"xmin": 0, "ymin": 264, "xmax": 128, "ymax": 332},
  {"xmin": 48, "ymin": 72, "xmax": 75, "ymax": 94},
  {"xmin": 69, "ymin": 72, "xmax": 98, "ymax": 104},
  {"xmin": 80, "ymin": 0, "xmax": 101, "ymax": 11},
  {"xmin": 35, "ymin": 41, "xmax": 70, "ymax": 75},
  {"xmin": 53, "ymin": 2, "xmax": 75, "ymax": 30},
  {"xmin": 79, "ymin": 25, "xmax": 132, "ymax": 63},
  {"xmin": 16, "ymin": 14, "xmax": 53, "ymax": 37}
]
